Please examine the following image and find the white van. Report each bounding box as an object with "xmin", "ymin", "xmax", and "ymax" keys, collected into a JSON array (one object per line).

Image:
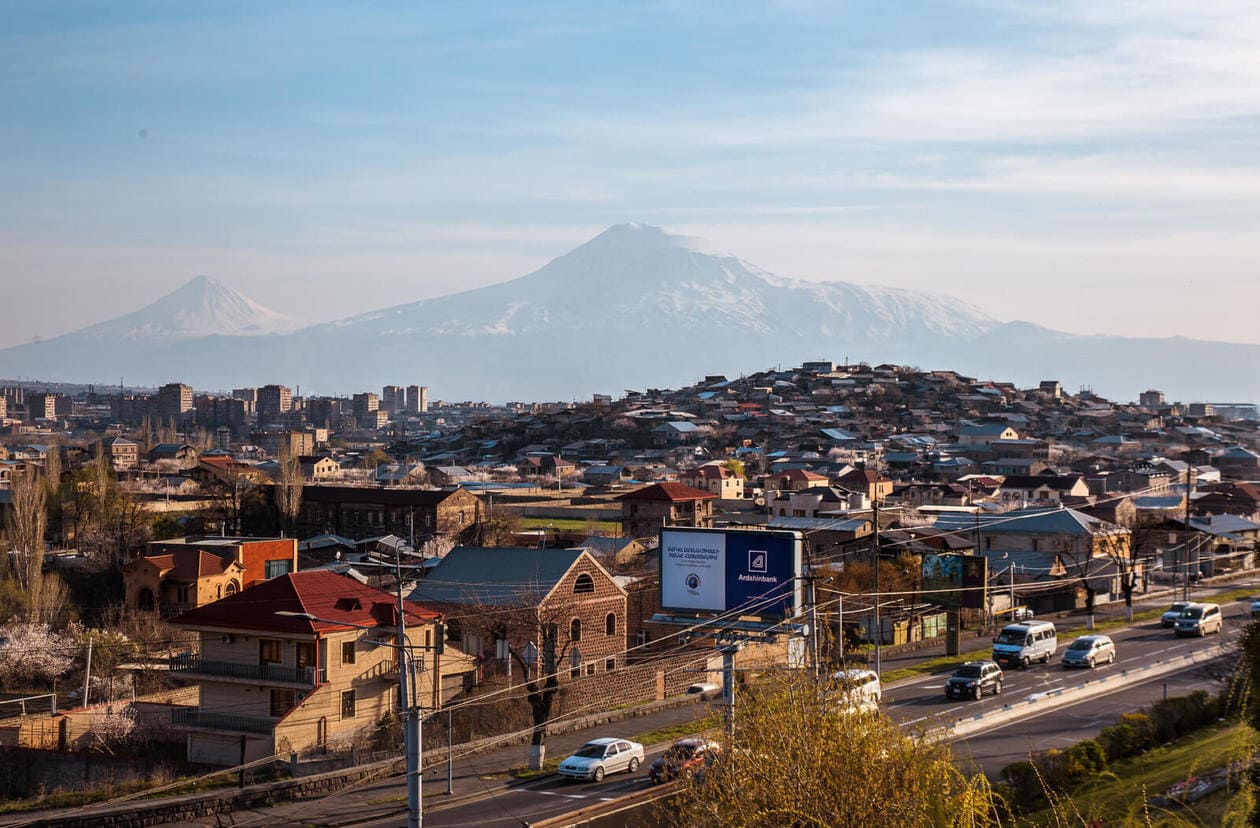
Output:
[
  {"xmin": 993, "ymin": 620, "xmax": 1057, "ymax": 669},
  {"xmin": 830, "ymin": 668, "xmax": 881, "ymax": 713}
]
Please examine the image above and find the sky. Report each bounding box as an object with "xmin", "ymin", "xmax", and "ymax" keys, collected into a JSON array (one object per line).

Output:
[{"xmin": 2, "ymin": 1, "xmax": 1259, "ymax": 347}]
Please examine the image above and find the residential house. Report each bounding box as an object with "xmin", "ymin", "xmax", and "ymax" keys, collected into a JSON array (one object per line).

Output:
[
  {"xmin": 300, "ymin": 455, "xmax": 341, "ymax": 481},
  {"xmin": 767, "ymin": 468, "xmax": 829, "ymax": 492},
  {"xmin": 767, "ymin": 486, "xmax": 862, "ymax": 519},
  {"xmin": 127, "ymin": 537, "xmax": 300, "ymax": 613},
  {"xmin": 583, "ymin": 465, "xmax": 631, "ymax": 487},
  {"xmin": 616, "ymin": 482, "xmax": 716, "ymax": 540},
  {"xmin": 293, "ymin": 485, "xmax": 483, "ymax": 541},
  {"xmin": 98, "ymin": 436, "xmax": 139, "ymax": 471},
  {"xmin": 996, "ymin": 475, "xmax": 1091, "ymax": 508},
  {"xmin": 1214, "ymin": 446, "xmax": 1260, "ymax": 480},
  {"xmin": 519, "ymin": 455, "xmax": 577, "ymax": 478},
  {"xmin": 679, "ymin": 464, "xmax": 745, "ymax": 499},
  {"xmin": 574, "ymin": 536, "xmax": 651, "ymax": 567},
  {"xmin": 148, "ymin": 443, "xmax": 200, "ymax": 469},
  {"xmin": 169, "ymin": 570, "xmax": 470, "ymax": 764},
  {"xmin": 428, "ymin": 466, "xmax": 473, "ymax": 487},
  {"xmin": 409, "ymin": 546, "xmax": 627, "ymax": 682},
  {"xmin": 957, "ymin": 422, "xmax": 1021, "ymax": 446},
  {"xmin": 122, "ymin": 547, "xmax": 248, "ymax": 615},
  {"xmin": 1195, "ymin": 482, "xmax": 1260, "ymax": 521},
  {"xmin": 835, "ymin": 468, "xmax": 893, "ymax": 502}
]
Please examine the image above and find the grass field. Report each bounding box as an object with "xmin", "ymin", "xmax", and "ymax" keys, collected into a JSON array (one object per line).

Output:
[
  {"xmin": 1017, "ymin": 722, "xmax": 1256, "ymax": 827},
  {"xmin": 519, "ymin": 517, "xmax": 622, "ymax": 534}
]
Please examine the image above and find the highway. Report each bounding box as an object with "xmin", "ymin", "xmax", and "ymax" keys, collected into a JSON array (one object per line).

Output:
[{"xmin": 410, "ymin": 591, "xmax": 1253, "ymax": 828}]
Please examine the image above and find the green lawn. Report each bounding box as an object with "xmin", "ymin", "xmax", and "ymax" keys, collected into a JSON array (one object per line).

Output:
[
  {"xmin": 1016, "ymin": 723, "xmax": 1257, "ymax": 827},
  {"xmin": 519, "ymin": 517, "xmax": 622, "ymax": 534}
]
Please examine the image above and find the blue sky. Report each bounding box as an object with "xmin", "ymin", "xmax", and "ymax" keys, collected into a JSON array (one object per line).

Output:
[{"xmin": 3, "ymin": 1, "xmax": 1259, "ymax": 346}]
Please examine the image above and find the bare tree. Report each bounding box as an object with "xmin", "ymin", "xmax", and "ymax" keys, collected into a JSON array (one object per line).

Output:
[
  {"xmin": 275, "ymin": 440, "xmax": 304, "ymax": 537},
  {"xmin": 1057, "ymin": 520, "xmax": 1130, "ymax": 630},
  {"xmin": 5, "ymin": 467, "xmax": 46, "ymax": 593}
]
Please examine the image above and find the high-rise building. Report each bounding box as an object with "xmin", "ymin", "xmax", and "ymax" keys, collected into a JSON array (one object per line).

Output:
[
  {"xmin": 406, "ymin": 385, "xmax": 429, "ymax": 413},
  {"xmin": 1139, "ymin": 389, "xmax": 1165, "ymax": 408},
  {"xmin": 232, "ymin": 387, "xmax": 259, "ymax": 403},
  {"xmin": 381, "ymin": 385, "xmax": 404, "ymax": 414},
  {"xmin": 258, "ymin": 384, "xmax": 293, "ymax": 419},
  {"xmin": 352, "ymin": 392, "xmax": 379, "ymax": 426},
  {"xmin": 28, "ymin": 392, "xmax": 58, "ymax": 420},
  {"xmin": 158, "ymin": 382, "xmax": 194, "ymax": 422}
]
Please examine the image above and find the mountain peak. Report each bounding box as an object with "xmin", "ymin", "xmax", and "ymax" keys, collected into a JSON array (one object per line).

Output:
[{"xmin": 81, "ymin": 275, "xmax": 299, "ymax": 340}]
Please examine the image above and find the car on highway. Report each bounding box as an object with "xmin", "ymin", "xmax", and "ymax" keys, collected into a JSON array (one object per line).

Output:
[
  {"xmin": 1174, "ymin": 602, "xmax": 1223, "ymax": 637},
  {"xmin": 648, "ymin": 737, "xmax": 720, "ymax": 784},
  {"xmin": 1161, "ymin": 601, "xmax": 1192, "ymax": 627},
  {"xmin": 1061, "ymin": 634, "xmax": 1116, "ymax": 668},
  {"xmin": 686, "ymin": 682, "xmax": 720, "ymax": 700},
  {"xmin": 945, "ymin": 660, "xmax": 1004, "ymax": 700},
  {"xmin": 830, "ymin": 668, "xmax": 882, "ymax": 713},
  {"xmin": 558, "ymin": 737, "xmax": 645, "ymax": 782}
]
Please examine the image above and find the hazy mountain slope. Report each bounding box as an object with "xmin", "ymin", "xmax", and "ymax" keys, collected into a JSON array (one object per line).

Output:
[{"xmin": 1, "ymin": 225, "xmax": 1258, "ymax": 403}]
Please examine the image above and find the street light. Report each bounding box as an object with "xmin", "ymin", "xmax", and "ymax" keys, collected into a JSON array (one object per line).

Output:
[{"xmin": 274, "ymin": 607, "xmax": 434, "ymax": 828}]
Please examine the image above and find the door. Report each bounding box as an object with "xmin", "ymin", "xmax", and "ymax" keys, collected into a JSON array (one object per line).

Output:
[{"xmin": 296, "ymin": 642, "xmax": 316, "ymax": 672}]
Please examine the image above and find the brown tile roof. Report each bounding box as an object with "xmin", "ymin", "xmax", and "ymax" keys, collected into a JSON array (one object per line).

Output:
[
  {"xmin": 127, "ymin": 548, "xmax": 237, "ymax": 581},
  {"xmin": 616, "ymin": 482, "xmax": 717, "ymax": 502},
  {"xmin": 171, "ymin": 570, "xmax": 440, "ymax": 634}
]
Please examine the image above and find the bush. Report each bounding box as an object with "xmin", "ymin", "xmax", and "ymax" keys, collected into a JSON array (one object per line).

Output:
[
  {"xmin": 1150, "ymin": 690, "xmax": 1219, "ymax": 743},
  {"xmin": 999, "ymin": 760, "xmax": 1044, "ymax": 804},
  {"xmin": 1062, "ymin": 740, "xmax": 1107, "ymax": 783},
  {"xmin": 1099, "ymin": 711, "xmax": 1156, "ymax": 761}
]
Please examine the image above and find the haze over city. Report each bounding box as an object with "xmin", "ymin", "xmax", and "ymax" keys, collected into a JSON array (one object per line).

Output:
[{"xmin": 4, "ymin": 1, "xmax": 1260, "ymax": 349}]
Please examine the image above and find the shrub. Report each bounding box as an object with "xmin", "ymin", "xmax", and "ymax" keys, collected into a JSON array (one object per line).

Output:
[
  {"xmin": 1099, "ymin": 711, "xmax": 1155, "ymax": 761},
  {"xmin": 1062, "ymin": 740, "xmax": 1107, "ymax": 783},
  {"xmin": 998, "ymin": 760, "xmax": 1043, "ymax": 804}
]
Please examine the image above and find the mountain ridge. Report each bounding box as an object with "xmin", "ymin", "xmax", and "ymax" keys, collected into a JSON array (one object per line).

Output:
[{"xmin": 0, "ymin": 224, "xmax": 1256, "ymax": 403}]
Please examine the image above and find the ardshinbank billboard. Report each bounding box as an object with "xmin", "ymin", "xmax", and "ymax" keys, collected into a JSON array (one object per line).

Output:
[{"xmin": 659, "ymin": 527, "xmax": 802, "ymax": 619}]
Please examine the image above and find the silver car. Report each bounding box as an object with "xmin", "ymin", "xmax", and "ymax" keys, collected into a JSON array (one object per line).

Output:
[
  {"xmin": 557, "ymin": 737, "xmax": 645, "ymax": 782},
  {"xmin": 1062, "ymin": 634, "xmax": 1116, "ymax": 668},
  {"xmin": 1161, "ymin": 601, "xmax": 1192, "ymax": 627}
]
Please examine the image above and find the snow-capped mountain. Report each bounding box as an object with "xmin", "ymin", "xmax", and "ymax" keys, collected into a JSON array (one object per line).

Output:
[
  {"xmin": 336, "ymin": 223, "xmax": 998, "ymax": 344},
  {"xmin": 78, "ymin": 275, "xmax": 299, "ymax": 340},
  {"xmin": 1, "ymin": 224, "xmax": 1258, "ymax": 403}
]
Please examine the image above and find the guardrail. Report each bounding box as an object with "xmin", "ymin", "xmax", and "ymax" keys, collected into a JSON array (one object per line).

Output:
[{"xmin": 934, "ymin": 641, "xmax": 1231, "ymax": 742}]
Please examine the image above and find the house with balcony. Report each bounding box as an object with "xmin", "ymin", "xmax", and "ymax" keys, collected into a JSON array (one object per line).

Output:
[
  {"xmin": 169, "ymin": 570, "xmax": 471, "ymax": 765},
  {"xmin": 679, "ymin": 463, "xmax": 745, "ymax": 499}
]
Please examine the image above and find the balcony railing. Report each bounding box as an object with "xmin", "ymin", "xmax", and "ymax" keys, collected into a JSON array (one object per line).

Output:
[
  {"xmin": 169, "ymin": 654, "xmax": 325, "ymax": 687},
  {"xmin": 171, "ymin": 708, "xmax": 276, "ymax": 736}
]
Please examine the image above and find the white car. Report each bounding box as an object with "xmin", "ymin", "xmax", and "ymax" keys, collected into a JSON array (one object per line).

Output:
[
  {"xmin": 557, "ymin": 737, "xmax": 645, "ymax": 782},
  {"xmin": 686, "ymin": 682, "xmax": 720, "ymax": 700},
  {"xmin": 1161, "ymin": 601, "xmax": 1192, "ymax": 627}
]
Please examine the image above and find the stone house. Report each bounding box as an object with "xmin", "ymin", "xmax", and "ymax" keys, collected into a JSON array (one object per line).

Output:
[
  {"xmin": 836, "ymin": 468, "xmax": 893, "ymax": 502},
  {"xmin": 409, "ymin": 547, "xmax": 628, "ymax": 682},
  {"xmin": 99, "ymin": 436, "xmax": 139, "ymax": 471},
  {"xmin": 293, "ymin": 484, "xmax": 483, "ymax": 541},
  {"xmin": 299, "ymin": 455, "xmax": 341, "ymax": 481},
  {"xmin": 169, "ymin": 570, "xmax": 471, "ymax": 764},
  {"xmin": 616, "ymin": 482, "xmax": 716, "ymax": 540}
]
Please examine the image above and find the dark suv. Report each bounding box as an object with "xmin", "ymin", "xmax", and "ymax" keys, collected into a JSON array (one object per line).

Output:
[{"xmin": 945, "ymin": 660, "xmax": 1004, "ymax": 700}]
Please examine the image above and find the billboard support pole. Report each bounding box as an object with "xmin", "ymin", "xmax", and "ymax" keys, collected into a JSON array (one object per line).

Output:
[
  {"xmin": 720, "ymin": 642, "xmax": 738, "ymax": 740},
  {"xmin": 872, "ymin": 501, "xmax": 882, "ymax": 676},
  {"xmin": 806, "ymin": 571, "xmax": 819, "ymax": 678}
]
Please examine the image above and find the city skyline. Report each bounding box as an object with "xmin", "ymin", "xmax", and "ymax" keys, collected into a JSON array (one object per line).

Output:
[{"xmin": 3, "ymin": 2, "xmax": 1259, "ymax": 348}]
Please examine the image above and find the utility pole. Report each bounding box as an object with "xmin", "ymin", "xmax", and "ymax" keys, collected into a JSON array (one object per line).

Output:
[
  {"xmin": 872, "ymin": 500, "xmax": 881, "ymax": 676},
  {"xmin": 395, "ymin": 545, "xmax": 421, "ymax": 828},
  {"xmin": 1182, "ymin": 467, "xmax": 1195, "ymax": 602},
  {"xmin": 806, "ymin": 568, "xmax": 819, "ymax": 678},
  {"xmin": 720, "ymin": 642, "xmax": 739, "ymax": 740}
]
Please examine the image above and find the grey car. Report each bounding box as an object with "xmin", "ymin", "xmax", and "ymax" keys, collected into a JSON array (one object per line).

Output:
[{"xmin": 1062, "ymin": 634, "xmax": 1116, "ymax": 668}]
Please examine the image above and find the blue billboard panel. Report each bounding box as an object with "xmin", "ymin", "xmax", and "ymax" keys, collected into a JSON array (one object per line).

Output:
[{"xmin": 659, "ymin": 527, "xmax": 802, "ymax": 618}]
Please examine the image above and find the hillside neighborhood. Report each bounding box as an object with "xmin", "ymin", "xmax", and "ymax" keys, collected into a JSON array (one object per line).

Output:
[{"xmin": 1, "ymin": 361, "xmax": 1258, "ymax": 820}]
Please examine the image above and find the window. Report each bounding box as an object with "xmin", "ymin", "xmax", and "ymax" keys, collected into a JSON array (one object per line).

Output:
[
  {"xmin": 265, "ymin": 559, "xmax": 292, "ymax": 579},
  {"xmin": 605, "ymin": 613, "xmax": 616, "ymax": 636},
  {"xmin": 636, "ymin": 630, "xmax": 649, "ymax": 646},
  {"xmin": 225, "ymin": 580, "xmax": 239, "ymax": 596},
  {"xmin": 176, "ymin": 585, "xmax": 190, "ymax": 603},
  {"xmin": 259, "ymin": 639, "xmax": 282, "ymax": 665},
  {"xmin": 586, "ymin": 662, "xmax": 595, "ymax": 676},
  {"xmin": 341, "ymin": 690, "xmax": 356, "ymax": 719},
  {"xmin": 573, "ymin": 574, "xmax": 594, "ymax": 594},
  {"xmin": 605, "ymin": 657, "xmax": 615, "ymax": 672},
  {"xmin": 270, "ymin": 689, "xmax": 296, "ymax": 717},
  {"xmin": 342, "ymin": 641, "xmax": 356, "ymax": 666},
  {"xmin": 570, "ymin": 618, "xmax": 582, "ymax": 642}
]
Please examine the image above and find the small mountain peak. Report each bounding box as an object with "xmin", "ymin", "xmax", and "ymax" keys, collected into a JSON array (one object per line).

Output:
[{"xmin": 580, "ymin": 223, "xmax": 709, "ymax": 255}]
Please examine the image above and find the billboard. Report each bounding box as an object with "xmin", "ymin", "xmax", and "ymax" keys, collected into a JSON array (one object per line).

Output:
[
  {"xmin": 659, "ymin": 527, "xmax": 802, "ymax": 619},
  {"xmin": 921, "ymin": 553, "xmax": 988, "ymax": 610}
]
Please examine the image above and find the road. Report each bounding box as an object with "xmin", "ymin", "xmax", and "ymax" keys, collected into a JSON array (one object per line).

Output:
[{"xmin": 408, "ymin": 590, "xmax": 1254, "ymax": 828}]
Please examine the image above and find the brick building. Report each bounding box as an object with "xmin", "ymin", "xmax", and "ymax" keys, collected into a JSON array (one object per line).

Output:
[{"xmin": 409, "ymin": 547, "xmax": 627, "ymax": 682}]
